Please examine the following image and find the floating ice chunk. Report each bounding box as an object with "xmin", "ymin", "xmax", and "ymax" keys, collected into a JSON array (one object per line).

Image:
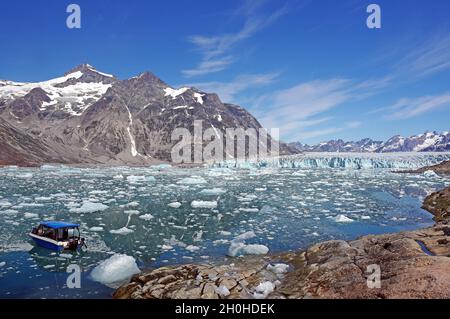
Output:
[
  {"xmin": 186, "ymin": 245, "xmax": 200, "ymax": 252},
  {"xmin": 360, "ymin": 215, "xmax": 371, "ymax": 220},
  {"xmin": 89, "ymin": 226, "xmax": 104, "ymax": 232},
  {"xmin": 253, "ymin": 281, "xmax": 275, "ymax": 299},
  {"xmin": 267, "ymin": 263, "xmax": 289, "ymax": 275},
  {"xmin": 110, "ymin": 227, "xmax": 134, "ymax": 235},
  {"xmin": 292, "ymin": 171, "xmax": 306, "ymax": 176},
  {"xmin": 191, "ymin": 200, "xmax": 217, "ymax": 208},
  {"xmin": 89, "ymin": 190, "xmax": 108, "ymax": 195},
  {"xmin": 423, "ymin": 170, "xmax": 439, "ymax": 177},
  {"xmin": 1, "ymin": 209, "xmax": 18, "ymax": 215},
  {"xmin": 113, "ymin": 175, "xmax": 123, "ymax": 179},
  {"xmin": 199, "ymin": 188, "xmax": 226, "ymax": 195},
  {"xmin": 333, "ymin": 214, "xmax": 354, "ymax": 223},
  {"xmin": 139, "ymin": 214, "xmax": 154, "ymax": 221},
  {"xmin": 24, "ymin": 212, "xmax": 39, "ymax": 219},
  {"xmin": 35, "ymin": 197, "xmax": 52, "ymax": 201},
  {"xmin": 16, "ymin": 173, "xmax": 33, "ymax": 179},
  {"xmin": 90, "ymin": 254, "xmax": 140, "ymax": 286},
  {"xmin": 168, "ymin": 202, "xmax": 182, "ymax": 208},
  {"xmin": 178, "ymin": 177, "xmax": 207, "ymax": 185},
  {"xmin": 228, "ymin": 242, "xmax": 269, "ymax": 257},
  {"xmin": 0, "ymin": 262, "xmax": 5, "ymax": 268},
  {"xmin": 0, "ymin": 200, "xmax": 12, "ymax": 207},
  {"xmin": 126, "ymin": 201, "xmax": 140, "ymax": 208},
  {"xmin": 70, "ymin": 201, "xmax": 108, "ymax": 213},
  {"xmin": 126, "ymin": 175, "xmax": 146, "ymax": 183},
  {"xmin": 234, "ymin": 231, "xmax": 256, "ymax": 241},
  {"xmin": 59, "ymin": 253, "xmax": 73, "ymax": 259},
  {"xmin": 215, "ymin": 285, "xmax": 230, "ymax": 297}
]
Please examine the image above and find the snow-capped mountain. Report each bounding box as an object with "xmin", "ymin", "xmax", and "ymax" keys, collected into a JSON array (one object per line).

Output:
[
  {"xmin": 0, "ymin": 64, "xmax": 293, "ymax": 166},
  {"xmin": 290, "ymin": 131, "xmax": 450, "ymax": 153}
]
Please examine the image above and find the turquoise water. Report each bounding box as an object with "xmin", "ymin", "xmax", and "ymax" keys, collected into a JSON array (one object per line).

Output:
[{"xmin": 0, "ymin": 165, "xmax": 448, "ymax": 298}]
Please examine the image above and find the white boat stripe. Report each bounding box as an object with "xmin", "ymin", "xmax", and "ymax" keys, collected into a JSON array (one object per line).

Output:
[{"xmin": 29, "ymin": 233, "xmax": 67, "ymax": 246}]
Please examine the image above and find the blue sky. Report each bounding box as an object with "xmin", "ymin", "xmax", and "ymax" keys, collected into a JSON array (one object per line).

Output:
[{"xmin": 1, "ymin": 0, "xmax": 450, "ymax": 143}]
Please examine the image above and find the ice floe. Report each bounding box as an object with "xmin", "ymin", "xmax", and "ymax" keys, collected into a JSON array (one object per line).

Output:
[
  {"xmin": 70, "ymin": 201, "xmax": 108, "ymax": 213},
  {"xmin": 191, "ymin": 200, "xmax": 218, "ymax": 208},
  {"xmin": 168, "ymin": 202, "xmax": 182, "ymax": 208},
  {"xmin": 139, "ymin": 214, "xmax": 154, "ymax": 221},
  {"xmin": 333, "ymin": 214, "xmax": 355, "ymax": 223}
]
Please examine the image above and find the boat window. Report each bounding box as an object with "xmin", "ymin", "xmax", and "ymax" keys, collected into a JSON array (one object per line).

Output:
[
  {"xmin": 68, "ymin": 228, "xmax": 80, "ymax": 239},
  {"xmin": 57, "ymin": 228, "xmax": 68, "ymax": 241},
  {"xmin": 43, "ymin": 227, "xmax": 56, "ymax": 240}
]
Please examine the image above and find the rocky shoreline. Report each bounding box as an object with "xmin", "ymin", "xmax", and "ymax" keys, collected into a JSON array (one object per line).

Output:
[
  {"xmin": 114, "ymin": 186, "xmax": 450, "ymax": 300},
  {"xmin": 397, "ymin": 160, "xmax": 450, "ymax": 175}
]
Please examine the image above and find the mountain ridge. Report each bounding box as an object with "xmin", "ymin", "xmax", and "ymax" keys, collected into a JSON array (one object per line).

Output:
[
  {"xmin": 290, "ymin": 131, "xmax": 450, "ymax": 153},
  {"xmin": 0, "ymin": 64, "xmax": 294, "ymax": 166}
]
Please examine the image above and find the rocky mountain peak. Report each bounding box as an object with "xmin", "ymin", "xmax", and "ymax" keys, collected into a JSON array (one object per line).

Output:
[{"xmin": 59, "ymin": 64, "xmax": 117, "ymax": 86}]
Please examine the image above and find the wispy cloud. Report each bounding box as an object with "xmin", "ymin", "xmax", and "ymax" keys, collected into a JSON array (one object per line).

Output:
[
  {"xmin": 295, "ymin": 121, "xmax": 362, "ymax": 141},
  {"xmin": 185, "ymin": 72, "xmax": 280, "ymax": 103},
  {"xmin": 379, "ymin": 91, "xmax": 450, "ymax": 120},
  {"xmin": 391, "ymin": 35, "xmax": 450, "ymax": 80},
  {"xmin": 252, "ymin": 78, "xmax": 375, "ymax": 142},
  {"xmin": 182, "ymin": 1, "xmax": 291, "ymax": 77}
]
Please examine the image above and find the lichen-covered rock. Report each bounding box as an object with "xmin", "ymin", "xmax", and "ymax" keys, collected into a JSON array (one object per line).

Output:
[{"xmin": 422, "ymin": 186, "xmax": 450, "ymax": 222}]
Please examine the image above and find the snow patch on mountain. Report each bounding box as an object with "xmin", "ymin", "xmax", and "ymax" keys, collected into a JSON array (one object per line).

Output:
[
  {"xmin": 164, "ymin": 87, "xmax": 189, "ymax": 99},
  {"xmin": 0, "ymin": 70, "xmax": 112, "ymax": 116}
]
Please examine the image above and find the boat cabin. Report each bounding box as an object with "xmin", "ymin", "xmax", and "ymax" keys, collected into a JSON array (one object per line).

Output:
[{"xmin": 30, "ymin": 221, "xmax": 82, "ymax": 251}]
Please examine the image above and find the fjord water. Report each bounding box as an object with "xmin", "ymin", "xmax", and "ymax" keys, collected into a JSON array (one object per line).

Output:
[{"xmin": 1, "ymin": 155, "xmax": 450, "ymax": 298}]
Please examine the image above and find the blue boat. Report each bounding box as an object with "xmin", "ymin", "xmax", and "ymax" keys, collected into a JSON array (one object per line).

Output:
[{"xmin": 29, "ymin": 221, "xmax": 85, "ymax": 251}]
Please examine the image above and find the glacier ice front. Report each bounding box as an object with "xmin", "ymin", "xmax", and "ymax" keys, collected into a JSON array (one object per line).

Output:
[{"xmin": 214, "ymin": 152, "xmax": 450, "ymax": 169}]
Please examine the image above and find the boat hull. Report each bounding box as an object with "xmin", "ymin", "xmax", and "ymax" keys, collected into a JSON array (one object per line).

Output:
[{"xmin": 29, "ymin": 233, "xmax": 65, "ymax": 251}]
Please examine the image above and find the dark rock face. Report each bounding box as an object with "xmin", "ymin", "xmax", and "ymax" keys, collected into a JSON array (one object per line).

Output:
[
  {"xmin": 422, "ymin": 186, "xmax": 450, "ymax": 222},
  {"xmin": 0, "ymin": 118, "xmax": 72, "ymax": 166},
  {"xmin": 0, "ymin": 64, "xmax": 295, "ymax": 166}
]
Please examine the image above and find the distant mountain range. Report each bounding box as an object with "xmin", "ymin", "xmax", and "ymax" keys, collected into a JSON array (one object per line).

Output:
[
  {"xmin": 0, "ymin": 64, "xmax": 294, "ymax": 166},
  {"xmin": 289, "ymin": 131, "xmax": 450, "ymax": 153}
]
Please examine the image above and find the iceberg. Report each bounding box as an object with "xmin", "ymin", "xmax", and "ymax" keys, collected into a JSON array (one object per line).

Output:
[
  {"xmin": 70, "ymin": 201, "xmax": 108, "ymax": 213},
  {"xmin": 333, "ymin": 214, "xmax": 354, "ymax": 223},
  {"xmin": 423, "ymin": 170, "xmax": 439, "ymax": 177},
  {"xmin": 177, "ymin": 177, "xmax": 207, "ymax": 185},
  {"xmin": 253, "ymin": 281, "xmax": 275, "ymax": 299},
  {"xmin": 139, "ymin": 214, "xmax": 154, "ymax": 221},
  {"xmin": 199, "ymin": 188, "xmax": 227, "ymax": 195},
  {"xmin": 168, "ymin": 202, "xmax": 182, "ymax": 208},
  {"xmin": 191, "ymin": 200, "xmax": 218, "ymax": 208},
  {"xmin": 110, "ymin": 227, "xmax": 134, "ymax": 235},
  {"xmin": 90, "ymin": 254, "xmax": 140, "ymax": 286}
]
